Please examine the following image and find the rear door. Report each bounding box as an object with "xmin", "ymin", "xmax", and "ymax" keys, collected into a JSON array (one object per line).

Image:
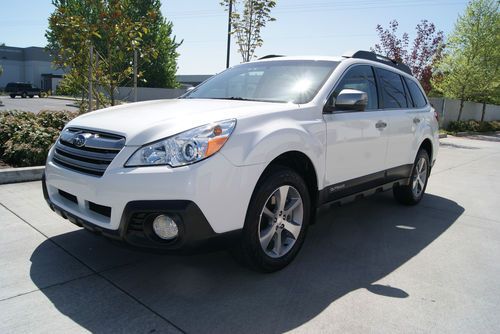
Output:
[
  {"xmin": 323, "ymin": 65, "xmax": 389, "ymax": 196},
  {"xmin": 374, "ymin": 68, "xmax": 415, "ymax": 175}
]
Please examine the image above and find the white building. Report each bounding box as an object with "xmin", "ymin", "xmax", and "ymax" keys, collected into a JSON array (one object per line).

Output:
[{"xmin": 0, "ymin": 45, "xmax": 64, "ymax": 92}]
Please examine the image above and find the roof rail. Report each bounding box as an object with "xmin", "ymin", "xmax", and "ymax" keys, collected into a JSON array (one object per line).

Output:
[
  {"xmin": 343, "ymin": 50, "xmax": 412, "ymax": 75},
  {"xmin": 258, "ymin": 54, "xmax": 285, "ymax": 60}
]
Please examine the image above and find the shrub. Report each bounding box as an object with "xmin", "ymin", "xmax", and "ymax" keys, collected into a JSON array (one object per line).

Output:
[
  {"xmin": 447, "ymin": 120, "xmax": 500, "ymax": 133},
  {"xmin": 0, "ymin": 110, "xmax": 78, "ymax": 167},
  {"xmin": 0, "ymin": 111, "xmax": 36, "ymax": 156},
  {"xmin": 37, "ymin": 110, "xmax": 76, "ymax": 129}
]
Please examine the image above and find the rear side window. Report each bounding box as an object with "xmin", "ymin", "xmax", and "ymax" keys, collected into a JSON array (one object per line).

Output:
[
  {"xmin": 375, "ymin": 68, "xmax": 408, "ymax": 109},
  {"xmin": 404, "ymin": 77, "xmax": 427, "ymax": 108}
]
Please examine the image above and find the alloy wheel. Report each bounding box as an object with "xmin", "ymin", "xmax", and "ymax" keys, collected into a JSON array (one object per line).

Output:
[
  {"xmin": 258, "ymin": 185, "xmax": 304, "ymax": 258},
  {"xmin": 412, "ymin": 157, "xmax": 428, "ymax": 198}
]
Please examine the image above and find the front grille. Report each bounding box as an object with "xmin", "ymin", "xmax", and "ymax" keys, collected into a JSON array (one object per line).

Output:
[{"xmin": 52, "ymin": 128, "xmax": 125, "ymax": 177}]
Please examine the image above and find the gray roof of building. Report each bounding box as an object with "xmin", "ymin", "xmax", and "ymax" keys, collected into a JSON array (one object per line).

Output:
[{"xmin": 0, "ymin": 46, "xmax": 52, "ymax": 62}]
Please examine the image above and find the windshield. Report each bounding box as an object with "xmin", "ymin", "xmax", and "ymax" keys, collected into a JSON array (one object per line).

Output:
[{"xmin": 182, "ymin": 60, "xmax": 338, "ymax": 104}]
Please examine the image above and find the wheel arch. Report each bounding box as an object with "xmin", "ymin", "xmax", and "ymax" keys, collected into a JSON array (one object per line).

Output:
[
  {"xmin": 258, "ymin": 150, "xmax": 319, "ymax": 209},
  {"xmin": 419, "ymin": 138, "xmax": 433, "ymax": 163}
]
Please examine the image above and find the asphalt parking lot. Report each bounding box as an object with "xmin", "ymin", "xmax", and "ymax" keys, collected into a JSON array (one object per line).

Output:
[
  {"xmin": 0, "ymin": 135, "xmax": 499, "ymax": 333},
  {"xmin": 0, "ymin": 95, "xmax": 78, "ymax": 113}
]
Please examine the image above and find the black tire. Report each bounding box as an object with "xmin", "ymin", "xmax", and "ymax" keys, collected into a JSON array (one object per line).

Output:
[
  {"xmin": 236, "ymin": 166, "xmax": 311, "ymax": 272},
  {"xmin": 29, "ymin": 95, "xmax": 34, "ymax": 98},
  {"xmin": 21, "ymin": 92, "xmax": 27, "ymax": 98},
  {"xmin": 393, "ymin": 149, "xmax": 430, "ymax": 205},
  {"xmin": 9, "ymin": 94, "xmax": 15, "ymax": 98}
]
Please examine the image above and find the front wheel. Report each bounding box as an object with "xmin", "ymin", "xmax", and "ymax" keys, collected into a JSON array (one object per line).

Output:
[
  {"xmin": 393, "ymin": 149, "xmax": 430, "ymax": 205},
  {"xmin": 21, "ymin": 92, "xmax": 27, "ymax": 98},
  {"xmin": 9, "ymin": 94, "xmax": 15, "ymax": 98},
  {"xmin": 236, "ymin": 167, "xmax": 311, "ymax": 272}
]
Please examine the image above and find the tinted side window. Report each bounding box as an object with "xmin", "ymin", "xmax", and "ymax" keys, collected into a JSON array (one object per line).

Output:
[
  {"xmin": 327, "ymin": 65, "xmax": 378, "ymax": 110},
  {"xmin": 375, "ymin": 68, "xmax": 408, "ymax": 109},
  {"xmin": 404, "ymin": 77, "xmax": 427, "ymax": 108}
]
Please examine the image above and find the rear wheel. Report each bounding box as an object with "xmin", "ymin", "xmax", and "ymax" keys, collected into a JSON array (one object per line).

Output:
[
  {"xmin": 393, "ymin": 149, "xmax": 430, "ymax": 205},
  {"xmin": 236, "ymin": 167, "xmax": 311, "ymax": 272},
  {"xmin": 9, "ymin": 94, "xmax": 15, "ymax": 98},
  {"xmin": 29, "ymin": 95, "xmax": 34, "ymax": 98},
  {"xmin": 21, "ymin": 92, "xmax": 27, "ymax": 98}
]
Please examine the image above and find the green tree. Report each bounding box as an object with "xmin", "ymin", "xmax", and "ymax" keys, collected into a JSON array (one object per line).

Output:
[
  {"xmin": 221, "ymin": 0, "xmax": 277, "ymax": 62},
  {"xmin": 432, "ymin": 0, "xmax": 499, "ymax": 120},
  {"xmin": 0, "ymin": 64, "xmax": 3, "ymax": 105},
  {"xmin": 0, "ymin": 43, "xmax": 3, "ymax": 78},
  {"xmin": 46, "ymin": 0, "xmax": 180, "ymax": 107},
  {"xmin": 126, "ymin": 0, "xmax": 181, "ymax": 88}
]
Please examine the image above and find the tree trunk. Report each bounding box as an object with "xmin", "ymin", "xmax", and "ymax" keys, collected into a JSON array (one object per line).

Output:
[
  {"xmin": 441, "ymin": 98, "xmax": 446, "ymax": 127},
  {"xmin": 457, "ymin": 99, "xmax": 465, "ymax": 121},
  {"xmin": 246, "ymin": 0, "xmax": 253, "ymax": 62},
  {"xmin": 480, "ymin": 102, "xmax": 486, "ymax": 122},
  {"xmin": 110, "ymin": 85, "xmax": 115, "ymax": 106}
]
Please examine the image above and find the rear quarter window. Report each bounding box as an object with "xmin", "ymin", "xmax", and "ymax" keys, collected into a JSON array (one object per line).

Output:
[
  {"xmin": 404, "ymin": 77, "xmax": 428, "ymax": 108},
  {"xmin": 375, "ymin": 68, "xmax": 408, "ymax": 109}
]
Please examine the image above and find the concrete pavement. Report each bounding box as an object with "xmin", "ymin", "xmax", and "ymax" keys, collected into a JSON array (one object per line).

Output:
[
  {"xmin": 0, "ymin": 136, "xmax": 499, "ymax": 333},
  {"xmin": 0, "ymin": 95, "xmax": 78, "ymax": 113}
]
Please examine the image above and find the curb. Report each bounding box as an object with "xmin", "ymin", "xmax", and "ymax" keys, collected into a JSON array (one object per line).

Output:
[
  {"xmin": 453, "ymin": 131, "xmax": 500, "ymax": 137},
  {"xmin": 47, "ymin": 96, "xmax": 79, "ymax": 102},
  {"xmin": 0, "ymin": 166, "xmax": 45, "ymax": 185}
]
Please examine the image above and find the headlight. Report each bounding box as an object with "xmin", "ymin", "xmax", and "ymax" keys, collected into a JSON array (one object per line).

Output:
[{"xmin": 125, "ymin": 119, "xmax": 236, "ymax": 167}]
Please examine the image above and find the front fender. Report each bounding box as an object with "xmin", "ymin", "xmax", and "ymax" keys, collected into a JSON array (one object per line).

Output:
[{"xmin": 221, "ymin": 110, "xmax": 326, "ymax": 189}]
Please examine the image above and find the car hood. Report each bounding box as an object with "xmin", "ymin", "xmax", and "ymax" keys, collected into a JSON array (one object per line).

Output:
[{"xmin": 66, "ymin": 98, "xmax": 298, "ymax": 145}]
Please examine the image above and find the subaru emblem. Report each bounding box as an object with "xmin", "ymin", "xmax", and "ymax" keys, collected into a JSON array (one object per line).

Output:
[{"xmin": 72, "ymin": 134, "xmax": 87, "ymax": 147}]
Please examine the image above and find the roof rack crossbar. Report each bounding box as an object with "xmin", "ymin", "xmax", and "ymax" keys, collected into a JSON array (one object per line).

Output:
[
  {"xmin": 343, "ymin": 50, "xmax": 412, "ymax": 75},
  {"xmin": 258, "ymin": 54, "xmax": 285, "ymax": 60}
]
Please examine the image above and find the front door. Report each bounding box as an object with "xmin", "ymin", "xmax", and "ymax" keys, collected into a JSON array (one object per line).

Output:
[{"xmin": 323, "ymin": 65, "xmax": 389, "ymax": 199}]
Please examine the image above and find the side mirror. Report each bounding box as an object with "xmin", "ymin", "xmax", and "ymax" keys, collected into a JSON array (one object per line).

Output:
[{"xmin": 331, "ymin": 89, "xmax": 368, "ymax": 112}]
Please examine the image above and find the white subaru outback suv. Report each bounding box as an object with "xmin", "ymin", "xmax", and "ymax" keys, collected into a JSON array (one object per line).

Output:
[{"xmin": 43, "ymin": 51, "xmax": 439, "ymax": 272}]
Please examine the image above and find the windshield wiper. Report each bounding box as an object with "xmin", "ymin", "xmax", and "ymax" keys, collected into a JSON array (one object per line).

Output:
[{"xmin": 210, "ymin": 96, "xmax": 252, "ymax": 101}]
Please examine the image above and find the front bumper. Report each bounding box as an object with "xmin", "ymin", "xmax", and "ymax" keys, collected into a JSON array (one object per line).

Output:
[
  {"xmin": 43, "ymin": 174, "xmax": 240, "ymax": 250},
  {"xmin": 43, "ymin": 146, "xmax": 265, "ymax": 250}
]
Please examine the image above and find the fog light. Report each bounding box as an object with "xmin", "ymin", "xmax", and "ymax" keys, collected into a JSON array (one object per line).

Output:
[{"xmin": 152, "ymin": 215, "xmax": 179, "ymax": 240}]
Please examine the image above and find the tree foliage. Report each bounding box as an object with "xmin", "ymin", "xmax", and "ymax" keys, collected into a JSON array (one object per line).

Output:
[
  {"xmin": 46, "ymin": 0, "xmax": 180, "ymax": 108},
  {"xmin": 221, "ymin": 0, "xmax": 277, "ymax": 62},
  {"xmin": 0, "ymin": 43, "xmax": 3, "ymax": 77},
  {"xmin": 432, "ymin": 0, "xmax": 499, "ymax": 120},
  {"xmin": 372, "ymin": 20, "xmax": 444, "ymax": 93},
  {"xmin": 126, "ymin": 0, "xmax": 181, "ymax": 88}
]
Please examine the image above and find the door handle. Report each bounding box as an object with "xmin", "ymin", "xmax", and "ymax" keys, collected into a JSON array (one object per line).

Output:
[
  {"xmin": 413, "ymin": 117, "xmax": 421, "ymax": 124},
  {"xmin": 375, "ymin": 121, "xmax": 387, "ymax": 129}
]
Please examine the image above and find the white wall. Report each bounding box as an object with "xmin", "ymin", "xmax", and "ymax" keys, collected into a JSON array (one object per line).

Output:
[
  {"xmin": 24, "ymin": 60, "xmax": 64, "ymax": 88},
  {"xmin": 114, "ymin": 87, "xmax": 187, "ymax": 102},
  {"xmin": 0, "ymin": 59, "xmax": 64, "ymax": 89},
  {"xmin": 429, "ymin": 97, "xmax": 500, "ymax": 128},
  {"xmin": 0, "ymin": 60, "xmax": 24, "ymax": 88},
  {"xmin": 52, "ymin": 77, "xmax": 63, "ymax": 92}
]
